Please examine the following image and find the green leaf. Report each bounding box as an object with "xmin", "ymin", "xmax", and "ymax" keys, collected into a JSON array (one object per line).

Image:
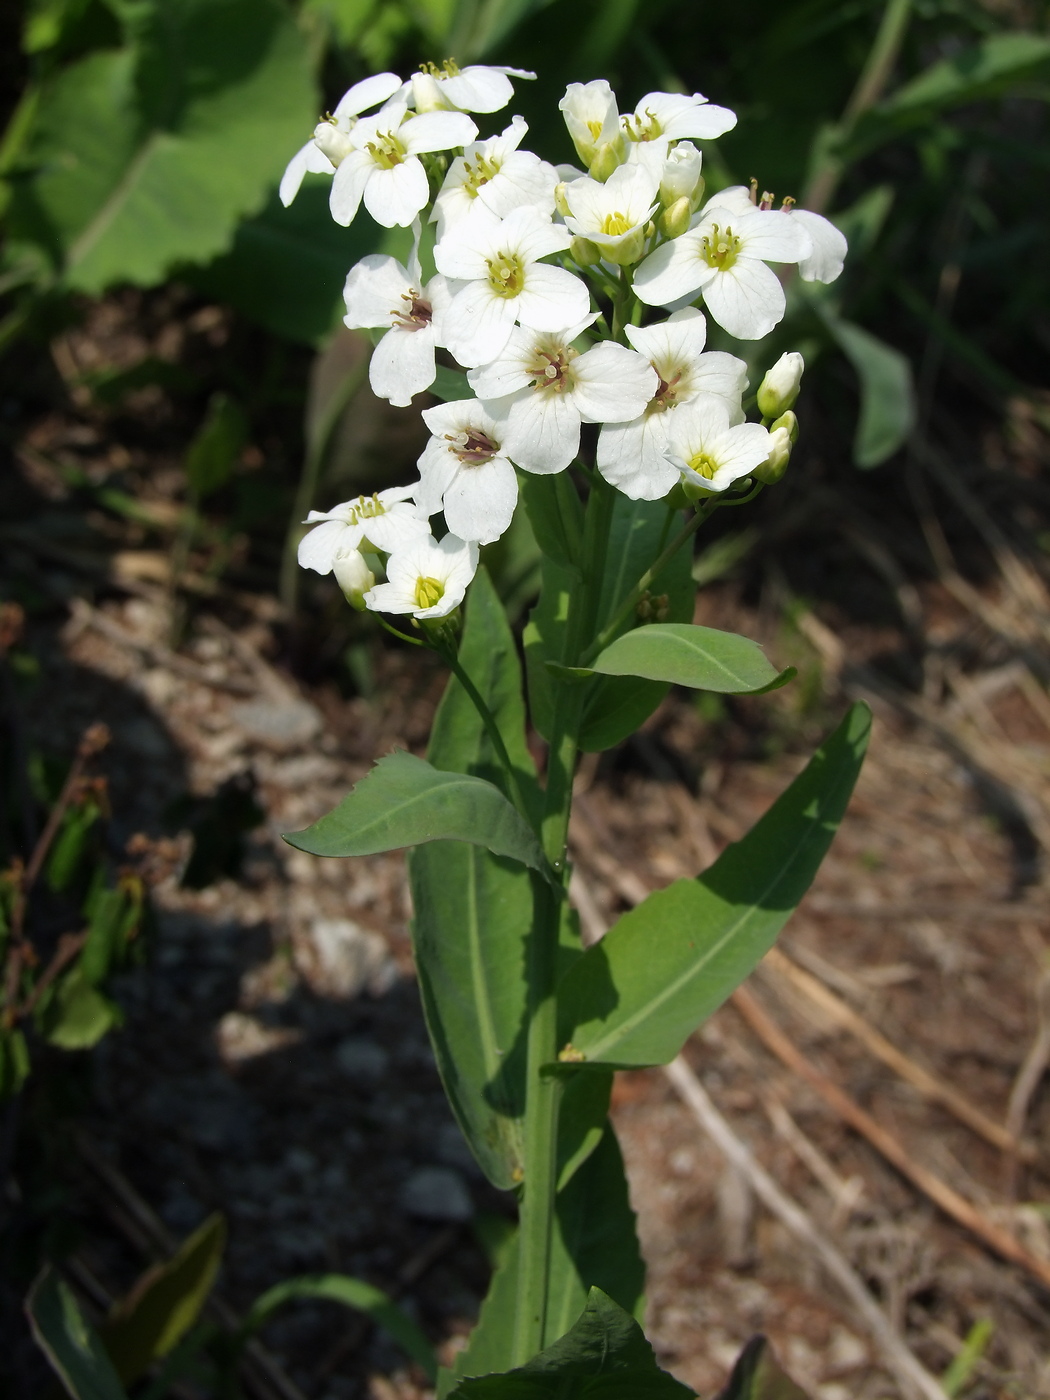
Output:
[
  {"xmin": 80, "ymin": 884, "xmax": 142, "ymax": 987},
  {"xmin": 0, "ymin": 1029, "xmax": 30, "ymax": 1099},
  {"xmin": 40, "ymin": 968, "xmax": 123, "ymax": 1049},
  {"xmin": 546, "ymin": 1126, "xmax": 645, "ymax": 1345},
  {"xmin": 431, "ymin": 364, "xmax": 474, "ymax": 401},
  {"xmin": 410, "ymin": 570, "xmax": 538, "ymax": 1190},
  {"xmin": 440, "ymin": 1222, "xmax": 521, "ymax": 1397},
  {"xmin": 9, "ymin": 0, "xmax": 316, "ymax": 293},
  {"xmin": 824, "ymin": 316, "xmax": 915, "ymax": 468},
  {"xmin": 285, "ymin": 749, "xmax": 546, "ymax": 875},
  {"xmin": 46, "ymin": 795, "xmax": 102, "ymax": 893},
  {"xmin": 588, "ymin": 623, "xmax": 794, "ymax": 695},
  {"xmin": 518, "ymin": 472, "xmax": 584, "ymax": 571},
  {"xmin": 186, "ymin": 393, "xmax": 246, "ymax": 499},
  {"xmin": 241, "ymin": 1274, "xmax": 436, "ymax": 1380},
  {"xmin": 556, "ymin": 703, "xmax": 871, "ymax": 1067},
  {"xmin": 98, "ymin": 1214, "xmax": 225, "ymax": 1386},
  {"xmin": 448, "ymin": 1286, "xmax": 691, "ymax": 1400},
  {"xmin": 875, "ymin": 32, "xmax": 1050, "ymax": 120},
  {"xmin": 27, "ymin": 1269, "xmax": 129, "ymax": 1400},
  {"xmin": 715, "ymin": 1336, "xmax": 810, "ymax": 1400},
  {"xmin": 556, "ymin": 1071, "xmax": 612, "ymax": 1191},
  {"xmin": 190, "ymin": 181, "xmax": 380, "ymax": 345},
  {"xmin": 580, "ymin": 498, "xmax": 695, "ymax": 752}
]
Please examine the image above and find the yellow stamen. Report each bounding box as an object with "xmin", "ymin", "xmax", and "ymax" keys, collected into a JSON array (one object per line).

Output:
[{"xmin": 414, "ymin": 576, "xmax": 445, "ymax": 609}]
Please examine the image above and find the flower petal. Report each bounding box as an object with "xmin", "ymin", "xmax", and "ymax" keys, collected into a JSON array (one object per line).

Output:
[
  {"xmin": 297, "ymin": 518, "xmax": 355, "ymax": 574},
  {"xmin": 362, "ymin": 159, "xmax": 430, "ymax": 228},
  {"xmin": 702, "ymin": 259, "xmax": 787, "ymax": 339},
  {"xmin": 571, "ymin": 342, "xmax": 658, "ymax": 423},
  {"xmin": 343, "ymin": 254, "xmax": 413, "ymax": 329},
  {"xmin": 333, "ymin": 72, "xmax": 403, "ymax": 121},
  {"xmin": 596, "ymin": 417, "xmax": 678, "ymax": 500},
  {"xmin": 401, "ymin": 110, "xmax": 479, "ymax": 154},
  {"xmin": 503, "ymin": 391, "xmax": 581, "ymax": 474},
  {"xmin": 792, "ymin": 209, "xmax": 848, "ymax": 283},
  {"xmin": 634, "ymin": 231, "xmax": 710, "ymax": 307},
  {"xmin": 369, "ymin": 325, "xmax": 436, "ymax": 407},
  {"xmin": 443, "ymin": 281, "xmax": 518, "ymax": 367},
  {"xmin": 279, "ymin": 140, "xmax": 333, "ymax": 207},
  {"xmin": 515, "ymin": 265, "xmax": 592, "ymax": 332},
  {"xmin": 443, "ymin": 456, "xmax": 518, "ymax": 544},
  {"xmin": 329, "ymin": 151, "xmax": 372, "ymax": 226}
]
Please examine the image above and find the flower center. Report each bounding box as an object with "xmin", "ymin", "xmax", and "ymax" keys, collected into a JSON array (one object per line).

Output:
[
  {"xmin": 600, "ymin": 210, "xmax": 633, "ymax": 237},
  {"xmin": 462, "ymin": 153, "xmax": 501, "ymax": 196},
  {"xmin": 349, "ymin": 493, "xmax": 387, "ymax": 522},
  {"xmin": 526, "ymin": 345, "xmax": 577, "ymax": 394},
  {"xmin": 414, "ymin": 575, "xmax": 445, "ymax": 609},
  {"xmin": 688, "ymin": 450, "xmax": 720, "ymax": 480},
  {"xmin": 623, "ymin": 108, "xmax": 661, "ymax": 142},
  {"xmin": 420, "ymin": 58, "xmax": 461, "ymax": 79},
  {"xmin": 366, "ymin": 133, "xmax": 406, "ymax": 170},
  {"xmin": 647, "ymin": 367, "xmax": 684, "ymax": 415},
  {"xmin": 446, "ymin": 428, "xmax": 499, "ymax": 465},
  {"xmin": 486, "ymin": 251, "xmax": 525, "ymax": 298},
  {"xmin": 392, "ymin": 290, "xmax": 433, "ymax": 331},
  {"xmin": 700, "ymin": 224, "xmax": 741, "ymax": 271}
]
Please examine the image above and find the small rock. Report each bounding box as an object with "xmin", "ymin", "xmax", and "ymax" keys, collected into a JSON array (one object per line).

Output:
[
  {"xmin": 300, "ymin": 918, "xmax": 397, "ymax": 999},
  {"xmin": 334, "ymin": 1037, "xmax": 389, "ymax": 1082},
  {"xmin": 400, "ymin": 1166, "xmax": 473, "ymax": 1223},
  {"xmin": 216, "ymin": 1011, "xmax": 301, "ymax": 1065},
  {"xmin": 231, "ymin": 697, "xmax": 322, "ymax": 751}
]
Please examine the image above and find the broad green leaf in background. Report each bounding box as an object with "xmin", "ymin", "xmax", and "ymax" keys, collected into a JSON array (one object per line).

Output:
[
  {"xmin": 588, "ymin": 624, "xmax": 795, "ymax": 695},
  {"xmin": 440, "ymin": 1223, "xmax": 520, "ymax": 1397},
  {"xmin": 240, "ymin": 1274, "xmax": 436, "ymax": 1379},
  {"xmin": 191, "ymin": 183, "xmax": 380, "ymax": 345},
  {"xmin": 431, "ymin": 364, "xmax": 475, "ymax": 401},
  {"xmin": 556, "ymin": 1071, "xmax": 612, "ymax": 1191},
  {"xmin": 448, "ymin": 1286, "xmax": 692, "ymax": 1400},
  {"xmin": 186, "ymin": 393, "xmax": 247, "ymax": 500},
  {"xmin": 285, "ymin": 749, "xmax": 546, "ymax": 874},
  {"xmin": 556, "ymin": 703, "xmax": 871, "ymax": 1067},
  {"xmin": 0, "ymin": 1028, "xmax": 31, "ymax": 1099},
  {"xmin": 824, "ymin": 316, "xmax": 915, "ymax": 468},
  {"xmin": 98, "ymin": 1214, "xmax": 226, "ymax": 1387},
  {"xmin": 410, "ymin": 570, "xmax": 538, "ymax": 1190},
  {"xmin": 39, "ymin": 968, "xmax": 123, "ymax": 1049},
  {"xmin": 79, "ymin": 882, "xmax": 141, "ymax": 987},
  {"xmin": 27, "ymin": 1269, "xmax": 129, "ymax": 1400},
  {"xmin": 7, "ymin": 0, "xmax": 316, "ymax": 293},
  {"xmin": 519, "ymin": 473, "xmax": 584, "ymax": 572},
  {"xmin": 715, "ymin": 1336, "xmax": 810, "ymax": 1400}
]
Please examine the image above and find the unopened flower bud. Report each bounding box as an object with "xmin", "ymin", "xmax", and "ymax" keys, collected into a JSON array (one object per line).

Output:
[
  {"xmin": 332, "ymin": 548, "xmax": 375, "ymax": 610},
  {"xmin": 588, "ymin": 140, "xmax": 622, "ymax": 182},
  {"xmin": 313, "ymin": 118, "xmax": 355, "ymax": 167},
  {"xmin": 757, "ymin": 352, "xmax": 804, "ymax": 419},
  {"xmin": 554, "ymin": 182, "xmax": 572, "ymax": 218},
  {"xmin": 659, "ymin": 141, "xmax": 703, "ymax": 209},
  {"xmin": 570, "ymin": 235, "xmax": 602, "ymax": 267},
  {"xmin": 605, "ymin": 225, "xmax": 648, "ymax": 266},
  {"xmin": 659, "ymin": 196, "xmax": 692, "ymax": 240},
  {"xmin": 753, "ymin": 424, "xmax": 793, "ymax": 485},
  {"xmin": 771, "ymin": 409, "xmax": 798, "ymax": 443}
]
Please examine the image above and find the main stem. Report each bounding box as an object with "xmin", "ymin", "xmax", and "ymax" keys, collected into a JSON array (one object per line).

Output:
[{"xmin": 513, "ymin": 478, "xmax": 614, "ymax": 1363}]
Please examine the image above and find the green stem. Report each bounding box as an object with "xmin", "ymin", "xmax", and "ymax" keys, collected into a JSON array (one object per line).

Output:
[
  {"xmin": 440, "ymin": 643, "xmax": 536, "ymax": 830},
  {"xmin": 513, "ymin": 479, "xmax": 613, "ymax": 1362}
]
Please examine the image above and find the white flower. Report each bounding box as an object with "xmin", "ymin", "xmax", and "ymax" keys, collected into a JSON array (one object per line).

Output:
[
  {"xmin": 470, "ymin": 322, "xmax": 657, "ymax": 475},
  {"xmin": 279, "ymin": 72, "xmax": 403, "ymax": 207},
  {"xmin": 435, "ymin": 206, "xmax": 589, "ymax": 368},
  {"xmin": 366, "ymin": 533, "xmax": 479, "ymax": 619},
  {"xmin": 416, "ymin": 400, "xmax": 517, "ymax": 545},
  {"xmin": 596, "ymin": 308, "xmax": 748, "ymax": 500},
  {"xmin": 331, "ymin": 102, "xmax": 478, "ymax": 228},
  {"xmin": 559, "ymin": 80, "xmax": 623, "ymax": 168},
  {"xmin": 621, "ymin": 91, "xmax": 737, "ymax": 145},
  {"xmin": 563, "ymin": 163, "xmax": 659, "ymax": 265},
  {"xmin": 756, "ymin": 351, "xmax": 804, "ymax": 418},
  {"xmin": 432, "ymin": 117, "xmax": 558, "ymax": 241},
  {"xmin": 343, "ymin": 252, "xmax": 451, "ymax": 407},
  {"xmin": 789, "ymin": 208, "xmax": 848, "ymax": 283},
  {"xmin": 297, "ymin": 486, "xmax": 429, "ymax": 574},
  {"xmin": 634, "ymin": 204, "xmax": 811, "ymax": 339},
  {"xmin": 410, "ymin": 60, "xmax": 536, "ymax": 114},
  {"xmin": 666, "ymin": 396, "xmax": 772, "ymax": 493}
]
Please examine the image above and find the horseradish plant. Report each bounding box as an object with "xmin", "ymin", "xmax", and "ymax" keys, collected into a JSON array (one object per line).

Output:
[{"xmin": 286, "ymin": 61, "xmax": 869, "ymax": 1398}]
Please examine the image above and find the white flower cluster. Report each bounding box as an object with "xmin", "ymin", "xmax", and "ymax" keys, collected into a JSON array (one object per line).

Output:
[{"xmin": 290, "ymin": 64, "xmax": 847, "ymax": 620}]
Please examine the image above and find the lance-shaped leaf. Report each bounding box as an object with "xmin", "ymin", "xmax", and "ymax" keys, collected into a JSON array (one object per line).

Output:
[
  {"xmin": 556, "ymin": 703, "xmax": 870, "ymax": 1067},
  {"xmin": 410, "ymin": 570, "xmax": 538, "ymax": 1191},
  {"xmin": 587, "ymin": 623, "xmax": 794, "ymax": 694},
  {"xmin": 27, "ymin": 1269, "xmax": 129, "ymax": 1400},
  {"xmin": 823, "ymin": 315, "xmax": 915, "ymax": 468},
  {"xmin": 285, "ymin": 749, "xmax": 546, "ymax": 874},
  {"xmin": 447, "ymin": 1286, "xmax": 692, "ymax": 1400}
]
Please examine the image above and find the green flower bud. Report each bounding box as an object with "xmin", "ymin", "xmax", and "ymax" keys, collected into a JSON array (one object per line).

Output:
[
  {"xmin": 554, "ymin": 181, "xmax": 572, "ymax": 218},
  {"xmin": 570, "ymin": 235, "xmax": 602, "ymax": 267},
  {"xmin": 659, "ymin": 196, "xmax": 692, "ymax": 240},
  {"xmin": 771, "ymin": 409, "xmax": 798, "ymax": 443},
  {"xmin": 659, "ymin": 141, "xmax": 703, "ymax": 210},
  {"xmin": 588, "ymin": 140, "xmax": 622, "ymax": 182},
  {"xmin": 332, "ymin": 548, "xmax": 376, "ymax": 611},
  {"xmin": 753, "ymin": 424, "xmax": 793, "ymax": 485},
  {"xmin": 757, "ymin": 352, "xmax": 804, "ymax": 419},
  {"xmin": 603, "ymin": 225, "xmax": 648, "ymax": 265}
]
